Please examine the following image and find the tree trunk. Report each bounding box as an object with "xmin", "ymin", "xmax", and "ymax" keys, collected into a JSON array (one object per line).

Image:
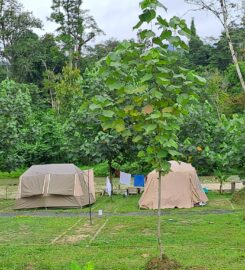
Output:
[
  {"xmin": 219, "ymin": 182, "xmax": 223, "ymax": 194},
  {"xmin": 108, "ymin": 160, "xmax": 113, "ymax": 199},
  {"xmin": 220, "ymin": 0, "xmax": 245, "ymax": 95},
  {"xmin": 69, "ymin": 48, "xmax": 73, "ymax": 69},
  {"xmin": 157, "ymin": 170, "xmax": 163, "ymax": 258},
  {"xmin": 41, "ymin": 60, "xmax": 55, "ymax": 109}
]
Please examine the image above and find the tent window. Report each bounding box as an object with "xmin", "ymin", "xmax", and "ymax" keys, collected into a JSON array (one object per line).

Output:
[
  {"xmin": 47, "ymin": 174, "xmax": 75, "ymax": 195},
  {"xmin": 21, "ymin": 175, "xmax": 46, "ymax": 198}
]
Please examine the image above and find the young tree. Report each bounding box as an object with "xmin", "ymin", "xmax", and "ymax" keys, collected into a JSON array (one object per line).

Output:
[
  {"xmin": 54, "ymin": 65, "xmax": 82, "ymax": 115},
  {"xmin": 91, "ymin": 0, "xmax": 205, "ymax": 258},
  {"xmin": 50, "ymin": 0, "xmax": 104, "ymax": 68},
  {"xmin": 185, "ymin": 0, "xmax": 245, "ymax": 95}
]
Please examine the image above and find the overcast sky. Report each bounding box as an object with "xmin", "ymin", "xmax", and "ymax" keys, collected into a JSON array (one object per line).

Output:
[{"xmin": 20, "ymin": 0, "xmax": 223, "ymax": 43}]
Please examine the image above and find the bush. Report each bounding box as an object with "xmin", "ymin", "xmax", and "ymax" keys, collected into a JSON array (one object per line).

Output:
[
  {"xmin": 80, "ymin": 162, "xmax": 109, "ymax": 177},
  {"xmin": 71, "ymin": 261, "xmax": 94, "ymax": 270},
  {"xmin": 0, "ymin": 168, "xmax": 26, "ymax": 179}
]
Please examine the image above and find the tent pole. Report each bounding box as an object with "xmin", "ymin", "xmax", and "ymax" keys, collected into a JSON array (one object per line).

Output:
[{"xmin": 88, "ymin": 170, "xmax": 92, "ymax": 225}]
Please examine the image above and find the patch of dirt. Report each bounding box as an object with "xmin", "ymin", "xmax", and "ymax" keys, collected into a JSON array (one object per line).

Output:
[
  {"xmin": 145, "ymin": 257, "xmax": 207, "ymax": 270},
  {"xmin": 145, "ymin": 256, "xmax": 181, "ymax": 270},
  {"xmin": 57, "ymin": 222, "xmax": 101, "ymax": 244},
  {"xmin": 232, "ymin": 187, "xmax": 245, "ymax": 205},
  {"xmin": 142, "ymin": 254, "xmax": 150, "ymax": 258},
  {"xmin": 61, "ymin": 234, "xmax": 89, "ymax": 243},
  {"xmin": 142, "ymin": 228, "xmax": 154, "ymax": 236},
  {"xmin": 25, "ymin": 263, "xmax": 35, "ymax": 270},
  {"xmin": 19, "ymin": 224, "xmax": 29, "ymax": 235},
  {"xmin": 114, "ymin": 224, "xmax": 125, "ymax": 230}
]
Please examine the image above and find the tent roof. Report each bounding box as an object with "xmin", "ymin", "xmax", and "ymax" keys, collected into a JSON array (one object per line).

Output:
[
  {"xmin": 22, "ymin": 164, "xmax": 82, "ymax": 176},
  {"xmin": 169, "ymin": 160, "xmax": 195, "ymax": 173}
]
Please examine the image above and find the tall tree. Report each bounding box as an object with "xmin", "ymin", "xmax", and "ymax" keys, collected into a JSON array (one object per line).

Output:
[
  {"xmin": 4, "ymin": 31, "xmax": 43, "ymax": 83},
  {"xmin": 188, "ymin": 18, "xmax": 211, "ymax": 67},
  {"xmin": 185, "ymin": 0, "xmax": 245, "ymax": 95},
  {"xmin": 0, "ymin": 0, "xmax": 42, "ymax": 74},
  {"xmin": 50, "ymin": 0, "xmax": 104, "ymax": 68}
]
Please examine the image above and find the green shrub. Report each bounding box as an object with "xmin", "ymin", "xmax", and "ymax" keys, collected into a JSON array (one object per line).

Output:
[
  {"xmin": 0, "ymin": 168, "xmax": 26, "ymax": 179},
  {"xmin": 80, "ymin": 162, "xmax": 109, "ymax": 177},
  {"xmin": 71, "ymin": 261, "xmax": 94, "ymax": 270}
]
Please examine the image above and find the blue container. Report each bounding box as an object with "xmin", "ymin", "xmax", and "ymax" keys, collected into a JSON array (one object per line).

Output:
[
  {"xmin": 203, "ymin": 187, "xmax": 209, "ymax": 193},
  {"xmin": 134, "ymin": 174, "xmax": 144, "ymax": 187}
]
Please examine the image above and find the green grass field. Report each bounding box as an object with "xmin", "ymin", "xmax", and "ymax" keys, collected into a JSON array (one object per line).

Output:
[{"xmin": 0, "ymin": 192, "xmax": 245, "ymax": 270}]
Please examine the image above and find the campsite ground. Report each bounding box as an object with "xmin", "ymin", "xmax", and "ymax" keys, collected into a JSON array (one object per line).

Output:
[{"xmin": 0, "ymin": 188, "xmax": 245, "ymax": 270}]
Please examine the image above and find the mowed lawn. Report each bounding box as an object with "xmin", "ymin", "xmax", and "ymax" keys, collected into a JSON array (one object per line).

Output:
[{"xmin": 0, "ymin": 193, "xmax": 244, "ymax": 270}]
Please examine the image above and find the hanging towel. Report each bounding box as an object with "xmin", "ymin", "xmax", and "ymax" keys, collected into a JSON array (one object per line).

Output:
[
  {"xmin": 120, "ymin": 171, "xmax": 131, "ymax": 186},
  {"xmin": 105, "ymin": 177, "xmax": 112, "ymax": 196},
  {"xmin": 134, "ymin": 174, "xmax": 144, "ymax": 187}
]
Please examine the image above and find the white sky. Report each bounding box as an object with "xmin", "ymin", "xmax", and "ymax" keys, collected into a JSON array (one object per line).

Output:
[{"xmin": 20, "ymin": 0, "xmax": 223, "ymax": 43}]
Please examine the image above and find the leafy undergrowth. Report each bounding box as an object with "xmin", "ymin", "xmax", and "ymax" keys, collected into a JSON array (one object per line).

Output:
[{"xmin": 231, "ymin": 187, "xmax": 245, "ymax": 204}]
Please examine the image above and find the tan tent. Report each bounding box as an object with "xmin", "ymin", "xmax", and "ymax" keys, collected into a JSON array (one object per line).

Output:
[
  {"xmin": 15, "ymin": 164, "xmax": 96, "ymax": 209},
  {"xmin": 139, "ymin": 161, "xmax": 208, "ymax": 209}
]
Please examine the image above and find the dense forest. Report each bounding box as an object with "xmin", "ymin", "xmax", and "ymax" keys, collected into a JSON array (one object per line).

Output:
[{"xmin": 0, "ymin": 0, "xmax": 244, "ymax": 176}]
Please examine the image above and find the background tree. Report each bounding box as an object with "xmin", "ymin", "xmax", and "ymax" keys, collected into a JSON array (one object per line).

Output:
[
  {"xmin": 188, "ymin": 18, "xmax": 211, "ymax": 67},
  {"xmin": 0, "ymin": 79, "xmax": 34, "ymax": 171},
  {"xmin": 0, "ymin": 0, "xmax": 42, "ymax": 76},
  {"xmin": 50, "ymin": 0, "xmax": 104, "ymax": 68},
  {"xmin": 4, "ymin": 31, "xmax": 43, "ymax": 84},
  {"xmin": 179, "ymin": 101, "xmax": 245, "ymax": 175},
  {"xmin": 80, "ymin": 39, "xmax": 120, "ymax": 72},
  {"xmin": 211, "ymin": 24, "xmax": 245, "ymax": 70},
  {"xmin": 185, "ymin": 0, "xmax": 245, "ymax": 95}
]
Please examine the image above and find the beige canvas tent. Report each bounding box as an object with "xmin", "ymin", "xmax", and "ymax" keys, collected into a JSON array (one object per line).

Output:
[
  {"xmin": 139, "ymin": 161, "xmax": 208, "ymax": 209},
  {"xmin": 15, "ymin": 164, "xmax": 96, "ymax": 209}
]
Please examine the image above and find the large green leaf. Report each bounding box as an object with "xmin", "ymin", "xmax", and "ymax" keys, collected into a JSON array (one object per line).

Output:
[
  {"xmin": 194, "ymin": 75, "xmax": 206, "ymax": 85},
  {"xmin": 152, "ymin": 37, "xmax": 164, "ymax": 47},
  {"xmin": 114, "ymin": 119, "xmax": 125, "ymax": 132},
  {"xmin": 133, "ymin": 20, "xmax": 143, "ymax": 30},
  {"xmin": 140, "ymin": 0, "xmax": 167, "ymax": 10},
  {"xmin": 139, "ymin": 29, "xmax": 155, "ymax": 40},
  {"xmin": 144, "ymin": 124, "xmax": 157, "ymax": 134},
  {"xmin": 160, "ymin": 30, "xmax": 172, "ymax": 40},
  {"xmin": 133, "ymin": 135, "xmax": 143, "ymax": 143},
  {"xmin": 139, "ymin": 9, "xmax": 156, "ymax": 23},
  {"xmin": 102, "ymin": 110, "xmax": 114, "ymax": 118},
  {"xmin": 89, "ymin": 103, "xmax": 101, "ymax": 111},
  {"xmin": 107, "ymin": 80, "xmax": 124, "ymax": 90},
  {"xmin": 140, "ymin": 73, "xmax": 153, "ymax": 83},
  {"xmin": 157, "ymin": 15, "xmax": 169, "ymax": 27}
]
